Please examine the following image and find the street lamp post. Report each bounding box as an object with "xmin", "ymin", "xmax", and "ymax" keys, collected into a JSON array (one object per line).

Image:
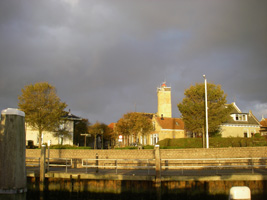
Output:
[{"xmin": 203, "ymin": 75, "xmax": 209, "ymax": 148}]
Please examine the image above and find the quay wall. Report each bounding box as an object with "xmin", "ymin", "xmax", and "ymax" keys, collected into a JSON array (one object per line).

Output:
[
  {"xmin": 27, "ymin": 176, "xmax": 267, "ymax": 198},
  {"xmin": 160, "ymin": 146, "xmax": 267, "ymax": 159},
  {"xmin": 26, "ymin": 147, "xmax": 267, "ymax": 160},
  {"xmin": 26, "ymin": 147, "xmax": 267, "ymax": 199}
]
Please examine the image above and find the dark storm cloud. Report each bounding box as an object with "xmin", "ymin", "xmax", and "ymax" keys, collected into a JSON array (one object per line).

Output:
[{"xmin": 1, "ymin": 0, "xmax": 267, "ymax": 123}]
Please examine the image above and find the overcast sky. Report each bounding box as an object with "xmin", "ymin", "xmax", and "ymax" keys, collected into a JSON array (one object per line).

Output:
[{"xmin": 1, "ymin": 0, "xmax": 267, "ymax": 124}]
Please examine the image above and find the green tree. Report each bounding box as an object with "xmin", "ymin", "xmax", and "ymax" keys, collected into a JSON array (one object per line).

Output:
[
  {"xmin": 89, "ymin": 121, "xmax": 108, "ymax": 149},
  {"xmin": 102, "ymin": 124, "xmax": 114, "ymax": 148},
  {"xmin": 53, "ymin": 125, "xmax": 71, "ymax": 145},
  {"xmin": 74, "ymin": 119, "xmax": 90, "ymax": 146},
  {"xmin": 115, "ymin": 112, "xmax": 153, "ymax": 145},
  {"xmin": 177, "ymin": 83, "xmax": 232, "ymax": 147},
  {"xmin": 18, "ymin": 82, "xmax": 67, "ymax": 147}
]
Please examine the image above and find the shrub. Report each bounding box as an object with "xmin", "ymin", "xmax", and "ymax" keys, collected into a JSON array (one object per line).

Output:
[
  {"xmin": 143, "ymin": 145, "xmax": 154, "ymax": 149},
  {"xmin": 254, "ymin": 133, "xmax": 261, "ymax": 138},
  {"xmin": 114, "ymin": 146, "xmax": 137, "ymax": 150},
  {"xmin": 49, "ymin": 145, "xmax": 92, "ymax": 149},
  {"xmin": 157, "ymin": 136, "xmax": 267, "ymax": 148}
]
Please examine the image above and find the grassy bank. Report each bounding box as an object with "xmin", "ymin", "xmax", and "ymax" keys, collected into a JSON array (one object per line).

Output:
[
  {"xmin": 30, "ymin": 136, "xmax": 267, "ymax": 149},
  {"xmin": 158, "ymin": 136, "xmax": 267, "ymax": 148}
]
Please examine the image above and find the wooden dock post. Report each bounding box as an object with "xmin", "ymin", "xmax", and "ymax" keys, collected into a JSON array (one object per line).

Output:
[
  {"xmin": 0, "ymin": 108, "xmax": 27, "ymax": 194},
  {"xmin": 40, "ymin": 145, "xmax": 46, "ymax": 183},
  {"xmin": 154, "ymin": 145, "xmax": 161, "ymax": 186},
  {"xmin": 96, "ymin": 153, "xmax": 99, "ymax": 173},
  {"xmin": 39, "ymin": 145, "xmax": 46, "ymax": 193},
  {"xmin": 154, "ymin": 145, "xmax": 162, "ymax": 200}
]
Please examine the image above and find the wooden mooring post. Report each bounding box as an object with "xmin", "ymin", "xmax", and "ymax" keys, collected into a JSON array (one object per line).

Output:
[
  {"xmin": 40, "ymin": 145, "xmax": 46, "ymax": 183},
  {"xmin": 154, "ymin": 145, "xmax": 161, "ymax": 186},
  {"xmin": 154, "ymin": 145, "xmax": 162, "ymax": 200},
  {"xmin": 96, "ymin": 153, "xmax": 99, "ymax": 173},
  {"xmin": 0, "ymin": 108, "xmax": 27, "ymax": 195}
]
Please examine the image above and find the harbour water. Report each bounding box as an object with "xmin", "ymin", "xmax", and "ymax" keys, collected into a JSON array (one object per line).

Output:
[
  {"xmin": 24, "ymin": 190, "xmax": 264, "ymax": 200},
  {"xmin": 26, "ymin": 192, "xmax": 227, "ymax": 200},
  {"xmin": 1, "ymin": 178, "xmax": 266, "ymax": 200},
  {"xmin": 23, "ymin": 179, "xmax": 265, "ymax": 200}
]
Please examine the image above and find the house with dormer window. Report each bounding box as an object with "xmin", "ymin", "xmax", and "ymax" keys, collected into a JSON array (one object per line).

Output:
[
  {"xmin": 25, "ymin": 110, "xmax": 82, "ymax": 146},
  {"xmin": 220, "ymin": 102, "xmax": 260, "ymax": 137},
  {"xmin": 259, "ymin": 117, "xmax": 267, "ymax": 136}
]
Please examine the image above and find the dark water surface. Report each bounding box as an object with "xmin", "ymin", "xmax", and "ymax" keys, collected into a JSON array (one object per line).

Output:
[
  {"xmin": 0, "ymin": 190, "xmax": 265, "ymax": 200},
  {"xmin": 26, "ymin": 190, "xmax": 228, "ymax": 200},
  {"xmin": 25, "ymin": 190, "xmax": 266, "ymax": 200},
  {"xmin": 20, "ymin": 176, "xmax": 267, "ymax": 200}
]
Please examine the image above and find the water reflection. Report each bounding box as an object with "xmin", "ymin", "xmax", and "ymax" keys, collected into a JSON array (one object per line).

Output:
[
  {"xmin": 25, "ymin": 190, "xmax": 267, "ymax": 200},
  {"xmin": 25, "ymin": 190, "xmax": 228, "ymax": 200},
  {"xmin": 0, "ymin": 193, "xmax": 26, "ymax": 200},
  {"xmin": 25, "ymin": 178, "xmax": 266, "ymax": 200}
]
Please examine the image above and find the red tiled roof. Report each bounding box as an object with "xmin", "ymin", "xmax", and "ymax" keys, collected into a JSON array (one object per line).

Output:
[
  {"xmin": 260, "ymin": 118, "xmax": 267, "ymax": 127},
  {"xmin": 155, "ymin": 117, "xmax": 184, "ymax": 130}
]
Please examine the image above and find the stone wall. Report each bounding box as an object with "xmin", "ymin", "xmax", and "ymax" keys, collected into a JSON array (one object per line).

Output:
[
  {"xmin": 160, "ymin": 147, "xmax": 267, "ymax": 159},
  {"xmin": 26, "ymin": 147, "xmax": 267, "ymax": 160}
]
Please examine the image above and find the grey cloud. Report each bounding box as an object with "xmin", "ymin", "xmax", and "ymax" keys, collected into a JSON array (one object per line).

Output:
[{"xmin": 1, "ymin": 0, "xmax": 267, "ymax": 123}]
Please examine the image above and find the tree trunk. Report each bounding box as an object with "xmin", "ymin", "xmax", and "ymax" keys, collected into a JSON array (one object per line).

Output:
[
  {"xmin": 202, "ymin": 127, "xmax": 205, "ymax": 148},
  {"xmin": 38, "ymin": 130, "xmax": 42, "ymax": 148},
  {"xmin": 94, "ymin": 135, "xmax": 96, "ymax": 149},
  {"xmin": 126, "ymin": 135, "xmax": 129, "ymax": 146}
]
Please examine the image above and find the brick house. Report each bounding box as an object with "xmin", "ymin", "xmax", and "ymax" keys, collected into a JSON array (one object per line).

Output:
[
  {"xmin": 220, "ymin": 102, "xmax": 260, "ymax": 137},
  {"xmin": 150, "ymin": 115, "xmax": 185, "ymax": 145}
]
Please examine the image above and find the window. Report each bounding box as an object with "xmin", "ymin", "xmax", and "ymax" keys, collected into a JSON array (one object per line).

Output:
[
  {"xmin": 150, "ymin": 134, "xmax": 159, "ymax": 145},
  {"xmin": 241, "ymin": 114, "xmax": 247, "ymax": 121},
  {"xmin": 232, "ymin": 114, "xmax": 247, "ymax": 121},
  {"xmin": 152, "ymin": 121, "xmax": 156, "ymax": 130}
]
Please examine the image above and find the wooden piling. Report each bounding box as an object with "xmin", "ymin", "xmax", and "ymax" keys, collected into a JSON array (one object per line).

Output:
[
  {"xmin": 154, "ymin": 145, "xmax": 162, "ymax": 200},
  {"xmin": 0, "ymin": 108, "xmax": 27, "ymax": 194},
  {"xmin": 40, "ymin": 145, "xmax": 46, "ymax": 183}
]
